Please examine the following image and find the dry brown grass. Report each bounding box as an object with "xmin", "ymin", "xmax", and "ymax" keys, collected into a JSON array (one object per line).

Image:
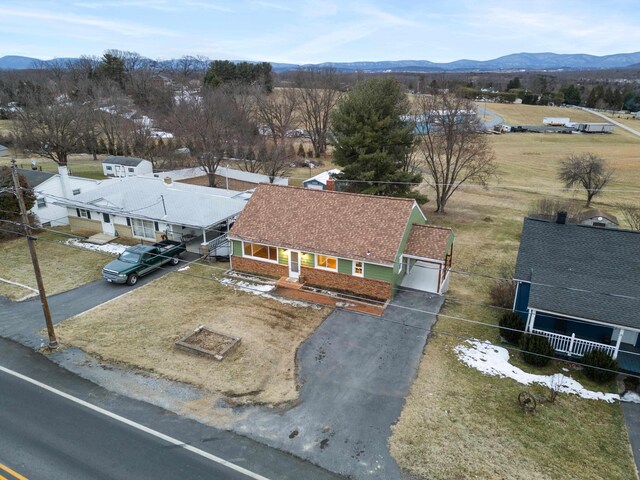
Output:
[
  {"xmin": 390, "ymin": 103, "xmax": 639, "ymax": 479},
  {"xmin": 56, "ymin": 263, "xmax": 331, "ymax": 405},
  {"xmin": 0, "ymin": 229, "xmax": 107, "ymax": 300}
]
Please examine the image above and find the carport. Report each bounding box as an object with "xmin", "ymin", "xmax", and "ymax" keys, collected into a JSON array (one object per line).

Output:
[{"xmin": 399, "ymin": 224, "xmax": 453, "ymax": 294}]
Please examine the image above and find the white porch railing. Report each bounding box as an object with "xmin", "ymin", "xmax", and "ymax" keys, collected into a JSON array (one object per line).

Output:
[
  {"xmin": 532, "ymin": 329, "xmax": 616, "ymax": 358},
  {"xmin": 206, "ymin": 234, "xmax": 230, "ymax": 255}
]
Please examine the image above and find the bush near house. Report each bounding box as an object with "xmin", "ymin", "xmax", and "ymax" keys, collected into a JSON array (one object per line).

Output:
[
  {"xmin": 582, "ymin": 349, "xmax": 618, "ymax": 384},
  {"xmin": 499, "ymin": 311, "xmax": 525, "ymax": 344},
  {"xmin": 520, "ymin": 333, "xmax": 554, "ymax": 367}
]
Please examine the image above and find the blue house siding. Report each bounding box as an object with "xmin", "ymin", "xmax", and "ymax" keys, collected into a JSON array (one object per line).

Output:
[{"xmin": 514, "ymin": 281, "xmax": 530, "ymax": 320}]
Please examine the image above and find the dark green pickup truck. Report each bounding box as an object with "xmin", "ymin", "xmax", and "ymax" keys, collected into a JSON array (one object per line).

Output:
[{"xmin": 102, "ymin": 240, "xmax": 186, "ymax": 285}]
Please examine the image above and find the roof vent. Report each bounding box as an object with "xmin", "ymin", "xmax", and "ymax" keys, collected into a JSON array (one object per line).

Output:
[
  {"xmin": 164, "ymin": 177, "xmax": 173, "ymax": 185},
  {"xmin": 556, "ymin": 211, "xmax": 567, "ymax": 224}
]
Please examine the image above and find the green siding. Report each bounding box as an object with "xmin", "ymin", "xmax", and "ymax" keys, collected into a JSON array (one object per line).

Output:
[
  {"xmin": 232, "ymin": 240, "xmax": 243, "ymax": 256},
  {"xmin": 301, "ymin": 252, "xmax": 315, "ymax": 267},
  {"xmin": 278, "ymin": 248, "xmax": 288, "ymax": 265},
  {"xmin": 364, "ymin": 263, "xmax": 394, "ymax": 283},
  {"xmin": 338, "ymin": 258, "xmax": 352, "ymax": 275},
  {"xmin": 392, "ymin": 205, "xmax": 427, "ymax": 287}
]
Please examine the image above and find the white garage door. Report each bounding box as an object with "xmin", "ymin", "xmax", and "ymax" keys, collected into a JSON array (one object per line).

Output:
[{"xmin": 400, "ymin": 261, "xmax": 440, "ymax": 293}]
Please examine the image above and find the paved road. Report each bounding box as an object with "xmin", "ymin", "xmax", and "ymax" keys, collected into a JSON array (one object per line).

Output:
[
  {"xmin": 0, "ymin": 337, "xmax": 344, "ymax": 480},
  {"xmin": 623, "ymin": 401, "xmax": 640, "ymax": 476},
  {"xmin": 232, "ymin": 289, "xmax": 444, "ymax": 480}
]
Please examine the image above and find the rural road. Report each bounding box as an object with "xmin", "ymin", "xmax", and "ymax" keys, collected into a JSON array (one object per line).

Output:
[
  {"xmin": 578, "ymin": 107, "xmax": 640, "ymax": 138},
  {"xmin": 0, "ymin": 337, "xmax": 344, "ymax": 480}
]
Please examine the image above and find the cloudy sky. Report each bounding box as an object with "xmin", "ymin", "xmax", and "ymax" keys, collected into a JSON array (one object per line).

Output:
[{"xmin": 1, "ymin": 0, "xmax": 639, "ymax": 64}]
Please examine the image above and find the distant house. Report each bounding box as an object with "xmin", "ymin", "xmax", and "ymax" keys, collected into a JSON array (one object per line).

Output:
[
  {"xmin": 303, "ymin": 169, "xmax": 342, "ymax": 190},
  {"xmin": 576, "ymin": 209, "xmax": 619, "ymax": 228},
  {"xmin": 54, "ymin": 176, "xmax": 249, "ymax": 255},
  {"xmin": 155, "ymin": 165, "xmax": 288, "ymax": 191},
  {"xmin": 102, "ymin": 156, "xmax": 153, "ymax": 178},
  {"xmin": 228, "ymin": 184, "xmax": 454, "ymax": 300},
  {"xmin": 0, "ymin": 144, "xmax": 9, "ymax": 157},
  {"xmin": 17, "ymin": 167, "xmax": 103, "ymax": 227},
  {"xmin": 513, "ymin": 215, "xmax": 640, "ymax": 373}
]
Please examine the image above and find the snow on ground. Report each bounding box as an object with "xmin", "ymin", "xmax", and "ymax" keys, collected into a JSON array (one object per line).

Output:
[
  {"xmin": 219, "ymin": 277, "xmax": 321, "ymax": 309},
  {"xmin": 622, "ymin": 391, "xmax": 640, "ymax": 404},
  {"xmin": 65, "ymin": 239, "xmax": 128, "ymax": 256},
  {"xmin": 454, "ymin": 339, "xmax": 620, "ymax": 403}
]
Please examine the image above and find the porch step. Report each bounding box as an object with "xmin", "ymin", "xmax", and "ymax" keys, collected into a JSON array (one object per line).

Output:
[
  {"xmin": 84, "ymin": 233, "xmax": 117, "ymax": 245},
  {"xmin": 275, "ymin": 276, "xmax": 305, "ymax": 290}
]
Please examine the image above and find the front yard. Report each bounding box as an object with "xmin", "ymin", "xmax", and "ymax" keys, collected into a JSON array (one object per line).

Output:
[
  {"xmin": 56, "ymin": 263, "xmax": 331, "ymax": 405},
  {"xmin": 0, "ymin": 229, "xmax": 108, "ymax": 300}
]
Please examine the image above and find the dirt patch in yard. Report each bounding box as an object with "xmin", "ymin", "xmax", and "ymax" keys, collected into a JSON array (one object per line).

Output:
[{"xmin": 56, "ymin": 263, "xmax": 331, "ymax": 405}]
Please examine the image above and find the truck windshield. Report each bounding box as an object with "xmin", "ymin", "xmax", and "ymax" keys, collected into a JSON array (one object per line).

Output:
[{"xmin": 119, "ymin": 251, "xmax": 141, "ymax": 264}]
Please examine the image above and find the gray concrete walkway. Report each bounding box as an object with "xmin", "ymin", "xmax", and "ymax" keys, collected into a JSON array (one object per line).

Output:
[
  {"xmin": 230, "ymin": 289, "xmax": 443, "ymax": 479},
  {"xmin": 623, "ymin": 401, "xmax": 640, "ymax": 477}
]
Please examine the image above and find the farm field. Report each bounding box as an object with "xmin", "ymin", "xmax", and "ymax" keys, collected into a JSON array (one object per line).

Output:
[{"xmin": 390, "ymin": 103, "xmax": 639, "ymax": 479}]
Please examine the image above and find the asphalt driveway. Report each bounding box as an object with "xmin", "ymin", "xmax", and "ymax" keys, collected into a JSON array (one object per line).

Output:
[{"xmin": 231, "ymin": 289, "xmax": 444, "ymax": 480}]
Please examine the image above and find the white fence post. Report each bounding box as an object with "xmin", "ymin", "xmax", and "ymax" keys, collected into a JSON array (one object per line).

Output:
[{"xmin": 568, "ymin": 333, "xmax": 576, "ymax": 357}]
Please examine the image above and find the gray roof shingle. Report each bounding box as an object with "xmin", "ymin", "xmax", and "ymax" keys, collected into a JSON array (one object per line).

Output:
[
  {"xmin": 102, "ymin": 156, "xmax": 150, "ymax": 167},
  {"xmin": 515, "ymin": 217, "xmax": 640, "ymax": 329},
  {"xmin": 16, "ymin": 168, "xmax": 56, "ymax": 188}
]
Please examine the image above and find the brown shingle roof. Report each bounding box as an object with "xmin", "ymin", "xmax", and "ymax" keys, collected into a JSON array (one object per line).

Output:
[
  {"xmin": 404, "ymin": 224, "xmax": 453, "ymax": 260},
  {"xmin": 229, "ymin": 184, "xmax": 420, "ymax": 265}
]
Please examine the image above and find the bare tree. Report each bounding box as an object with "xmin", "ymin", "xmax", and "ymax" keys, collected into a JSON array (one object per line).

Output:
[
  {"xmin": 620, "ymin": 204, "xmax": 640, "ymax": 230},
  {"xmin": 253, "ymin": 88, "xmax": 298, "ymax": 146},
  {"xmin": 167, "ymin": 89, "xmax": 254, "ymax": 187},
  {"xmin": 14, "ymin": 87, "xmax": 88, "ymax": 166},
  {"xmin": 294, "ymin": 68, "xmax": 341, "ymax": 156},
  {"xmin": 415, "ymin": 91, "xmax": 496, "ymax": 213},
  {"xmin": 558, "ymin": 153, "xmax": 614, "ymax": 207},
  {"xmin": 94, "ymin": 81, "xmax": 136, "ymax": 155},
  {"xmin": 257, "ymin": 141, "xmax": 293, "ymax": 183}
]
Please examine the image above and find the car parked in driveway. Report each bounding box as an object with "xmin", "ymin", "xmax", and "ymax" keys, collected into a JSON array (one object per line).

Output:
[{"xmin": 102, "ymin": 240, "xmax": 186, "ymax": 285}]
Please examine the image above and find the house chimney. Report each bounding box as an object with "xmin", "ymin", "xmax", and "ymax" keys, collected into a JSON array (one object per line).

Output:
[
  {"xmin": 556, "ymin": 211, "xmax": 567, "ymax": 224},
  {"xmin": 163, "ymin": 177, "xmax": 173, "ymax": 185},
  {"xmin": 326, "ymin": 176, "xmax": 335, "ymax": 192},
  {"xmin": 58, "ymin": 165, "xmax": 71, "ymax": 198}
]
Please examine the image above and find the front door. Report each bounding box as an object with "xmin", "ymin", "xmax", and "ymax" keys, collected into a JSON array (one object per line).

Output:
[
  {"xmin": 101, "ymin": 213, "xmax": 115, "ymax": 236},
  {"xmin": 289, "ymin": 250, "xmax": 300, "ymax": 279}
]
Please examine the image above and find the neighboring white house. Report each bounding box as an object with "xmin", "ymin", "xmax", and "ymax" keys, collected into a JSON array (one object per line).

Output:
[
  {"xmin": 17, "ymin": 167, "xmax": 104, "ymax": 226},
  {"xmin": 303, "ymin": 169, "xmax": 342, "ymax": 190},
  {"xmin": 102, "ymin": 156, "xmax": 153, "ymax": 178},
  {"xmin": 54, "ymin": 176, "xmax": 251, "ymax": 255},
  {"xmin": 0, "ymin": 144, "xmax": 9, "ymax": 157}
]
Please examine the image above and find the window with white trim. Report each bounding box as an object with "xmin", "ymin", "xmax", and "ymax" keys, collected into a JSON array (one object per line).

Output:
[
  {"xmin": 78, "ymin": 209, "xmax": 89, "ymax": 219},
  {"xmin": 353, "ymin": 261, "xmax": 364, "ymax": 277},
  {"xmin": 106, "ymin": 166, "xmax": 113, "ymax": 171},
  {"xmin": 36, "ymin": 197, "xmax": 46, "ymax": 208},
  {"xmin": 316, "ymin": 255, "xmax": 337, "ymax": 271},
  {"xmin": 243, "ymin": 242, "xmax": 278, "ymax": 262},
  {"xmin": 131, "ymin": 218, "xmax": 156, "ymax": 240},
  {"xmin": 72, "ymin": 188, "xmax": 81, "ymax": 195}
]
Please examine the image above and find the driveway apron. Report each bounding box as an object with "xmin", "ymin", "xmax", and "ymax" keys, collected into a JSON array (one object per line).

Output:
[{"xmin": 231, "ymin": 289, "xmax": 444, "ymax": 480}]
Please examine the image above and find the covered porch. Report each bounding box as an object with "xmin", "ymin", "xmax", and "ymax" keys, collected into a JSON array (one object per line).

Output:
[
  {"xmin": 168, "ymin": 216, "xmax": 235, "ymax": 256},
  {"xmin": 525, "ymin": 308, "xmax": 640, "ymax": 373}
]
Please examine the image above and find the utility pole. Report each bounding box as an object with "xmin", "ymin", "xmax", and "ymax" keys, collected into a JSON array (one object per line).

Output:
[{"xmin": 10, "ymin": 159, "xmax": 58, "ymax": 349}]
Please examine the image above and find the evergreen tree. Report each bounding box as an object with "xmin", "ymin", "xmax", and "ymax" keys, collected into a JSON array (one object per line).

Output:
[{"xmin": 331, "ymin": 78, "xmax": 422, "ymax": 199}]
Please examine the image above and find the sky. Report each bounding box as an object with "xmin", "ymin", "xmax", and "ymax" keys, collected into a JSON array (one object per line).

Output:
[{"xmin": 1, "ymin": 0, "xmax": 639, "ymax": 64}]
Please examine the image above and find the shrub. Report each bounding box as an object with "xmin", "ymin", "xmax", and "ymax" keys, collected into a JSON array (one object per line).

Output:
[
  {"xmin": 520, "ymin": 334, "xmax": 554, "ymax": 367},
  {"xmin": 582, "ymin": 349, "xmax": 618, "ymax": 384},
  {"xmin": 488, "ymin": 279, "xmax": 516, "ymax": 309},
  {"xmin": 499, "ymin": 311, "xmax": 525, "ymax": 344}
]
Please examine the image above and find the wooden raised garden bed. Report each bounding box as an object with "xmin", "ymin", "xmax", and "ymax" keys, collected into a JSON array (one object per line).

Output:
[{"xmin": 175, "ymin": 326, "xmax": 241, "ymax": 360}]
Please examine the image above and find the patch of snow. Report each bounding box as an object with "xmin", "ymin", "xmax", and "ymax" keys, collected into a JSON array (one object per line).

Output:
[
  {"xmin": 454, "ymin": 339, "xmax": 620, "ymax": 403},
  {"xmin": 219, "ymin": 277, "xmax": 320, "ymax": 309},
  {"xmin": 622, "ymin": 391, "xmax": 640, "ymax": 404},
  {"xmin": 178, "ymin": 265, "xmax": 190, "ymax": 272},
  {"xmin": 65, "ymin": 239, "xmax": 128, "ymax": 256}
]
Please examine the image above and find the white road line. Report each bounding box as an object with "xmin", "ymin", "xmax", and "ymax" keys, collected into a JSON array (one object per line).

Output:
[{"xmin": 0, "ymin": 365, "xmax": 271, "ymax": 480}]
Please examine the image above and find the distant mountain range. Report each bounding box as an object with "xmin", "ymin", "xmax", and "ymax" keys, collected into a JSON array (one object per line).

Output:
[{"xmin": 2, "ymin": 51, "xmax": 640, "ymax": 73}]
